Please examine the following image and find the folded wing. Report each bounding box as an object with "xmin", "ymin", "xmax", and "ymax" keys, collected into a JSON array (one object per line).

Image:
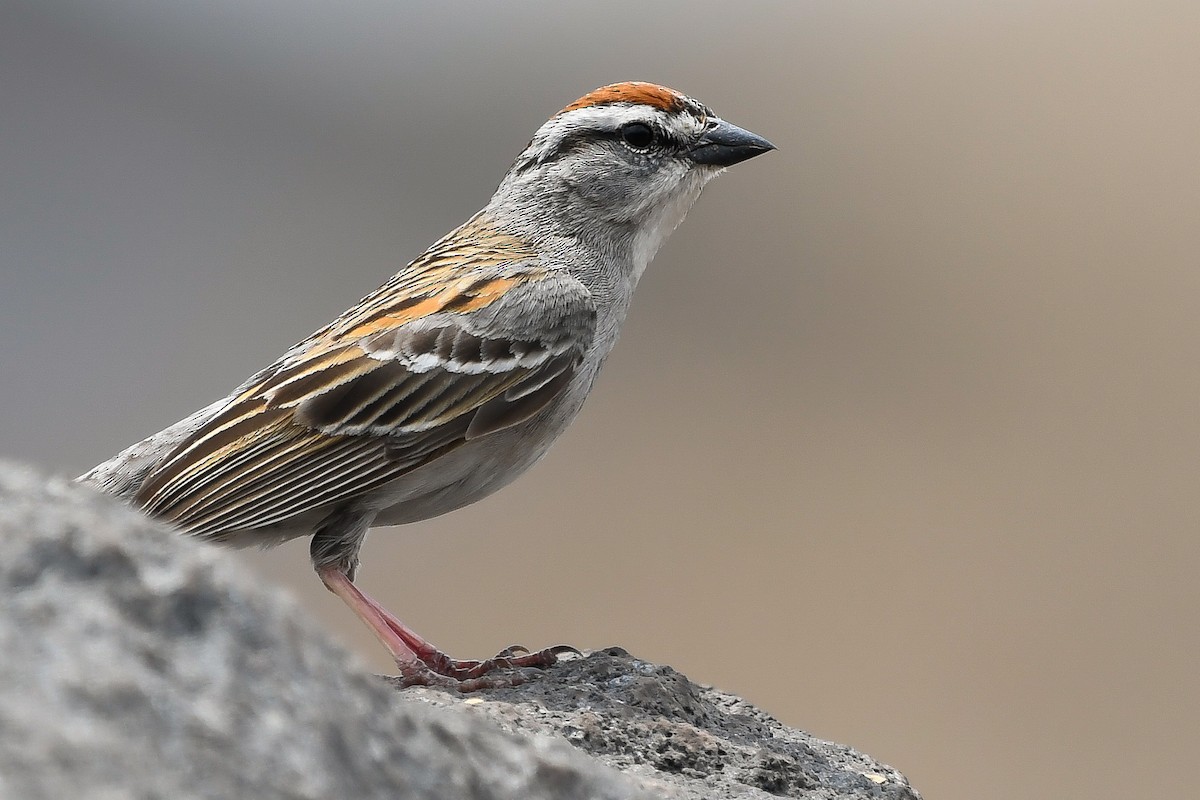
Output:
[{"xmin": 134, "ymin": 219, "xmax": 595, "ymax": 538}]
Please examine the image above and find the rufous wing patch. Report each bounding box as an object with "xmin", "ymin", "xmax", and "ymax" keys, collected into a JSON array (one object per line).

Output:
[{"xmin": 340, "ymin": 275, "xmax": 519, "ymax": 340}]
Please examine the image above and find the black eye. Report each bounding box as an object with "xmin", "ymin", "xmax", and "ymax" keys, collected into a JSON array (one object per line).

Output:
[{"xmin": 619, "ymin": 122, "xmax": 656, "ymax": 150}]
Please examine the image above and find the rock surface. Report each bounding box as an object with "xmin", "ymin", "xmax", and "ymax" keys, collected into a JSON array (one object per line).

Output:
[
  {"xmin": 408, "ymin": 651, "xmax": 919, "ymax": 799},
  {"xmin": 0, "ymin": 462, "xmax": 921, "ymax": 799}
]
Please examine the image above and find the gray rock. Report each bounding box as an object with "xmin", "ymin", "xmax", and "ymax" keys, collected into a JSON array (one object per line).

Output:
[
  {"xmin": 0, "ymin": 463, "xmax": 650, "ymax": 800},
  {"xmin": 408, "ymin": 651, "xmax": 920, "ymax": 799},
  {"xmin": 0, "ymin": 462, "xmax": 920, "ymax": 799}
]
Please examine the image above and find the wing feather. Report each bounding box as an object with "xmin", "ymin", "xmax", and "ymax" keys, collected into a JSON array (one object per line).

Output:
[{"xmin": 133, "ymin": 214, "xmax": 596, "ymax": 537}]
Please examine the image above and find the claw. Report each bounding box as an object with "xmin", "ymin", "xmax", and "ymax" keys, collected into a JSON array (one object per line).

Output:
[{"xmin": 492, "ymin": 644, "xmax": 530, "ymax": 659}]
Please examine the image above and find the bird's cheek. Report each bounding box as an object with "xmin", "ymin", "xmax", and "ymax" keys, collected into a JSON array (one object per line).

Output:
[{"xmin": 562, "ymin": 171, "xmax": 641, "ymax": 218}]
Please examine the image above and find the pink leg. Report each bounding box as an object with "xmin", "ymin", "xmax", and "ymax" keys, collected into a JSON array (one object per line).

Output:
[
  {"xmin": 317, "ymin": 565, "xmax": 425, "ymax": 665},
  {"xmin": 317, "ymin": 566, "xmax": 574, "ymax": 687}
]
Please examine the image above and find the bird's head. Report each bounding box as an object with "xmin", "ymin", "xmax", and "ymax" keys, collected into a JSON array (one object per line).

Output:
[{"xmin": 489, "ymin": 82, "xmax": 774, "ymax": 271}]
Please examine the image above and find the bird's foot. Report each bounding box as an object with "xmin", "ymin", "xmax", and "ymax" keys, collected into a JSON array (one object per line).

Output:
[
  {"xmin": 414, "ymin": 643, "xmax": 580, "ymax": 681},
  {"xmin": 316, "ymin": 564, "xmax": 578, "ymax": 690}
]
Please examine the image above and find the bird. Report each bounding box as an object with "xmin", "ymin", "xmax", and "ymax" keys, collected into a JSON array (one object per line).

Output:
[{"xmin": 80, "ymin": 81, "xmax": 774, "ymax": 689}]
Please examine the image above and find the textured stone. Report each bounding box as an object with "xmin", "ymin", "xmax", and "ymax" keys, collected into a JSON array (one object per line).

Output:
[
  {"xmin": 408, "ymin": 650, "xmax": 921, "ymax": 799},
  {"xmin": 0, "ymin": 462, "xmax": 649, "ymax": 800},
  {"xmin": 0, "ymin": 461, "xmax": 920, "ymax": 799}
]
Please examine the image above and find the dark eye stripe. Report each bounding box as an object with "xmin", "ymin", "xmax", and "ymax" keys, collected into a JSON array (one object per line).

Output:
[{"xmin": 513, "ymin": 122, "xmax": 681, "ymax": 173}]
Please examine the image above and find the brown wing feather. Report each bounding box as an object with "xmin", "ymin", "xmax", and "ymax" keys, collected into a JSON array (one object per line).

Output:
[{"xmin": 133, "ymin": 213, "xmax": 596, "ymax": 537}]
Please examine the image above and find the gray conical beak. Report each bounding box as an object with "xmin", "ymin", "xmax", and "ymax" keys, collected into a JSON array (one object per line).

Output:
[{"xmin": 687, "ymin": 118, "xmax": 776, "ymax": 167}]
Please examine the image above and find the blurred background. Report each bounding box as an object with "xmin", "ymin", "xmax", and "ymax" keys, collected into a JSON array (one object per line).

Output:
[{"xmin": 3, "ymin": 2, "xmax": 1198, "ymax": 797}]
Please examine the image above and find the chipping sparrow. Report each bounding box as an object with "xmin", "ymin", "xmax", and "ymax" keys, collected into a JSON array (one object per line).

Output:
[{"xmin": 80, "ymin": 82, "xmax": 774, "ymax": 688}]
